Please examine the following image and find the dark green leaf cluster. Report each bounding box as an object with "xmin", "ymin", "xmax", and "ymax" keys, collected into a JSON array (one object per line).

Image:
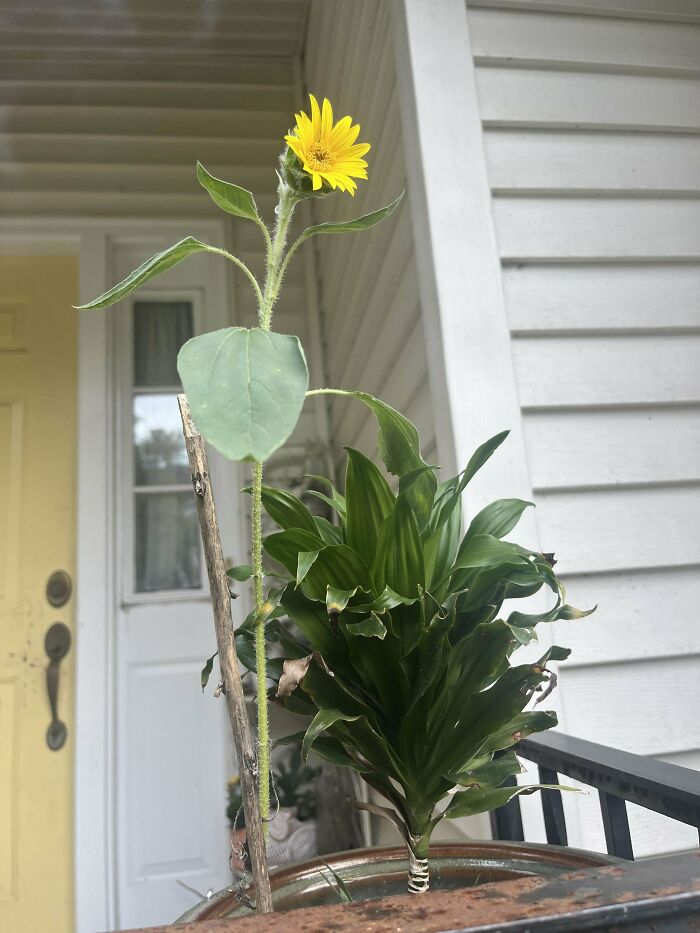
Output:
[{"xmin": 242, "ymin": 399, "xmax": 591, "ymax": 853}]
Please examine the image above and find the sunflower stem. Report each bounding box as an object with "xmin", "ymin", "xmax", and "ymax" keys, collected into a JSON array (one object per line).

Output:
[
  {"xmin": 251, "ymin": 181, "xmax": 299, "ymax": 840},
  {"xmin": 261, "ymin": 183, "xmax": 298, "ymax": 330}
]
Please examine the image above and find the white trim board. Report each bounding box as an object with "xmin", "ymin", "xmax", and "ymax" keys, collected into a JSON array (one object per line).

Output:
[{"xmin": 0, "ymin": 216, "xmax": 229, "ymax": 933}]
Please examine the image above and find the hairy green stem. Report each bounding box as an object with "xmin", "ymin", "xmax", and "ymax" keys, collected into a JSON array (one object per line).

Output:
[
  {"xmin": 204, "ymin": 244, "xmax": 264, "ymax": 308},
  {"xmin": 251, "ymin": 182, "xmax": 299, "ymax": 836},
  {"xmin": 260, "ymin": 184, "xmax": 298, "ymax": 330},
  {"xmin": 250, "ymin": 459, "xmax": 269, "ymax": 832}
]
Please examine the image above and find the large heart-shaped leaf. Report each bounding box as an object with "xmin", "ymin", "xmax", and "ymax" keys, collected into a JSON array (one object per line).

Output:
[
  {"xmin": 178, "ymin": 327, "xmax": 308, "ymax": 462},
  {"xmin": 76, "ymin": 237, "xmax": 212, "ymax": 309},
  {"xmin": 197, "ymin": 162, "xmax": 263, "ymax": 224}
]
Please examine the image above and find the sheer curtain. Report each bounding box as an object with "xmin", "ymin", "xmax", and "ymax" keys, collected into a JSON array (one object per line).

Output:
[{"xmin": 132, "ymin": 300, "xmax": 201, "ymax": 592}]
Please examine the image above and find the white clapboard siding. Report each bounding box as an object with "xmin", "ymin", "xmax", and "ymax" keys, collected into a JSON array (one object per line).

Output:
[
  {"xmin": 503, "ymin": 262, "xmax": 700, "ymax": 334},
  {"xmin": 468, "ymin": 7, "xmax": 700, "ymax": 73},
  {"xmin": 477, "ymin": 68, "xmax": 700, "ymax": 131},
  {"xmin": 534, "ymin": 485, "xmax": 700, "ymax": 574},
  {"xmin": 485, "ymin": 131, "xmax": 700, "ymax": 194},
  {"xmin": 559, "ymin": 655, "xmax": 700, "ymax": 756},
  {"xmin": 468, "ymin": 0, "xmax": 700, "ymax": 23},
  {"xmin": 494, "ymin": 198, "xmax": 700, "ymax": 260},
  {"xmin": 303, "ymin": 0, "xmax": 434, "ymax": 468},
  {"xmin": 524, "ymin": 408, "xmax": 700, "ymax": 489},
  {"xmin": 552, "ymin": 566, "xmax": 700, "ymax": 667},
  {"xmin": 468, "ymin": 0, "xmax": 700, "ymax": 855},
  {"xmin": 513, "ymin": 334, "xmax": 700, "ymax": 408}
]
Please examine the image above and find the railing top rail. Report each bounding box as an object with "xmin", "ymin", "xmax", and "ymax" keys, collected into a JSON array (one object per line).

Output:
[{"xmin": 517, "ymin": 731, "xmax": 700, "ymax": 828}]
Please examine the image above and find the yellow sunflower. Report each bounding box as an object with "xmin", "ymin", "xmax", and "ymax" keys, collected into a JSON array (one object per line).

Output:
[{"xmin": 284, "ymin": 94, "xmax": 370, "ymax": 196}]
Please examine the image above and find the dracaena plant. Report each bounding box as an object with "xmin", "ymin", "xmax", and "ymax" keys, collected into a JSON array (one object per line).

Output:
[
  {"xmin": 76, "ymin": 94, "xmax": 403, "ymax": 841},
  {"xmin": 234, "ymin": 405, "xmax": 593, "ymax": 893}
]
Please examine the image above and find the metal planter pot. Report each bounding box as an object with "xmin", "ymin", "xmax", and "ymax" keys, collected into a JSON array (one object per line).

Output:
[{"xmin": 177, "ymin": 841, "xmax": 616, "ymax": 923}]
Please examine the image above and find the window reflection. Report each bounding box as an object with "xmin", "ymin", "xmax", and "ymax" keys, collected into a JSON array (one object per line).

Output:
[{"xmin": 133, "ymin": 393, "xmax": 189, "ymax": 486}]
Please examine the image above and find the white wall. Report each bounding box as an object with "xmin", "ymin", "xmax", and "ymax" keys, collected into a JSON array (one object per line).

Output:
[
  {"xmin": 465, "ymin": 0, "xmax": 700, "ymax": 856},
  {"xmin": 303, "ymin": 0, "xmax": 436, "ymax": 471}
]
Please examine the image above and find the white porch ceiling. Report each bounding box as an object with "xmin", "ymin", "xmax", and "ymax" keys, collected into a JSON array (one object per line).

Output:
[{"xmin": 0, "ymin": 0, "xmax": 311, "ymax": 66}]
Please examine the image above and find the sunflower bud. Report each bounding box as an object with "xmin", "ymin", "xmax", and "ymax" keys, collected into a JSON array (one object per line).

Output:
[{"xmin": 279, "ymin": 144, "xmax": 331, "ymax": 200}]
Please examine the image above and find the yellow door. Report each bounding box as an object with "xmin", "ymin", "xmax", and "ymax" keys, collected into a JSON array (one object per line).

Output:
[{"xmin": 0, "ymin": 255, "xmax": 77, "ymax": 933}]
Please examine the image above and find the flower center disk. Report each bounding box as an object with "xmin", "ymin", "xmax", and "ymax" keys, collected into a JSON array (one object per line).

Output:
[{"xmin": 309, "ymin": 144, "xmax": 333, "ymax": 171}]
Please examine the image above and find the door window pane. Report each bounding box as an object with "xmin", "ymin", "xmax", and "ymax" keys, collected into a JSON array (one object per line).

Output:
[
  {"xmin": 133, "ymin": 393, "xmax": 189, "ymax": 486},
  {"xmin": 135, "ymin": 493, "xmax": 201, "ymax": 592},
  {"xmin": 133, "ymin": 300, "xmax": 193, "ymax": 387}
]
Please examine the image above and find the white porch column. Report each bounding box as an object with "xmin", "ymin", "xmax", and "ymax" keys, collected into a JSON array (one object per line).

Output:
[{"xmin": 391, "ymin": 0, "xmax": 536, "ymax": 516}]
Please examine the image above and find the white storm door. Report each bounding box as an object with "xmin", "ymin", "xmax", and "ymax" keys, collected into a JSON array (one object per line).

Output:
[{"xmin": 112, "ymin": 240, "xmax": 244, "ymax": 929}]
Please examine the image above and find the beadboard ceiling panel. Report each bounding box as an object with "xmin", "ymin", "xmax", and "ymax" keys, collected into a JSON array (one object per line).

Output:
[{"xmin": 0, "ymin": 1, "xmax": 309, "ymax": 217}]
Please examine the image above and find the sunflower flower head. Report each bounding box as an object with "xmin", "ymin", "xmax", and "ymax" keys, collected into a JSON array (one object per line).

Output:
[{"xmin": 283, "ymin": 94, "xmax": 370, "ymax": 198}]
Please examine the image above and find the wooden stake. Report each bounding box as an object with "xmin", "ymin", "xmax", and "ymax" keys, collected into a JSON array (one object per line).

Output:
[{"xmin": 177, "ymin": 394, "xmax": 273, "ymax": 914}]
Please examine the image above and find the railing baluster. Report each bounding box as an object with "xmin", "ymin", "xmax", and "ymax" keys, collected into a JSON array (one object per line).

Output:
[
  {"xmin": 538, "ymin": 765, "xmax": 568, "ymax": 846},
  {"xmin": 599, "ymin": 790, "xmax": 634, "ymax": 860},
  {"xmin": 490, "ymin": 773, "xmax": 525, "ymax": 842}
]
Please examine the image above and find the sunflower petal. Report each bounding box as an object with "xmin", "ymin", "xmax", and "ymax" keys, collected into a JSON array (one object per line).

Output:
[{"xmin": 321, "ymin": 98, "xmax": 334, "ymax": 139}]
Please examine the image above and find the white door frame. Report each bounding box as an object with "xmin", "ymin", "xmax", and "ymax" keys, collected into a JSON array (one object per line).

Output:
[{"xmin": 0, "ymin": 216, "xmax": 230, "ymax": 933}]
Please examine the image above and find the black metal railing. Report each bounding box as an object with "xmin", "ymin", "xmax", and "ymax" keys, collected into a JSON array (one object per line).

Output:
[{"xmin": 491, "ymin": 731, "xmax": 700, "ymax": 859}]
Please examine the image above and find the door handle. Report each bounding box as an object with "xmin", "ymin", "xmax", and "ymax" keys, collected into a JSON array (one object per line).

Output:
[{"xmin": 44, "ymin": 622, "xmax": 71, "ymax": 750}]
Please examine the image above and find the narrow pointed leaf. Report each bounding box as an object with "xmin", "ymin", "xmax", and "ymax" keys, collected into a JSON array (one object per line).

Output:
[
  {"xmin": 479, "ymin": 710, "xmax": 558, "ymax": 757},
  {"xmin": 302, "ymin": 709, "xmax": 361, "ymax": 760},
  {"xmin": 281, "ymin": 585, "xmax": 351, "ymax": 670},
  {"xmin": 259, "ymin": 486, "xmax": 319, "ymax": 534},
  {"xmin": 345, "ymin": 613, "xmax": 387, "ymax": 640},
  {"xmin": 76, "ymin": 237, "xmax": 211, "ymax": 309},
  {"xmin": 264, "ymin": 528, "xmax": 324, "ymax": 576},
  {"xmin": 314, "ymin": 390, "xmax": 436, "ymax": 527},
  {"xmin": 226, "ymin": 564, "xmax": 253, "ymax": 582},
  {"xmin": 373, "ymin": 494, "xmax": 424, "ymax": 598},
  {"xmin": 197, "ymin": 162, "xmax": 262, "ymax": 223},
  {"xmin": 302, "ymin": 192, "xmax": 403, "ymax": 238},
  {"xmin": 371, "ymin": 586, "xmax": 417, "ymax": 612},
  {"xmin": 200, "ymin": 651, "xmax": 217, "ymax": 692},
  {"xmin": 302, "ymin": 544, "xmax": 374, "ymax": 602},
  {"xmin": 445, "ymin": 783, "xmax": 577, "ymax": 819},
  {"xmin": 178, "ymin": 326, "xmax": 309, "ymax": 462},
  {"xmin": 507, "ymin": 601, "xmax": 596, "ymax": 628},
  {"xmin": 465, "ymin": 499, "xmax": 534, "ymax": 542},
  {"xmin": 314, "ymin": 516, "xmax": 343, "ymax": 545},
  {"xmin": 326, "ymin": 585, "xmax": 360, "ymax": 615},
  {"xmin": 448, "ymin": 751, "xmax": 523, "ymax": 789},
  {"xmin": 451, "ymin": 534, "xmax": 533, "ymax": 576},
  {"xmin": 344, "ymin": 447, "xmax": 395, "ymax": 556},
  {"xmin": 296, "ymin": 550, "xmax": 320, "ymax": 586},
  {"xmin": 459, "ymin": 430, "xmax": 510, "ymax": 491},
  {"xmin": 320, "ymin": 864, "xmax": 354, "ymax": 904}
]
